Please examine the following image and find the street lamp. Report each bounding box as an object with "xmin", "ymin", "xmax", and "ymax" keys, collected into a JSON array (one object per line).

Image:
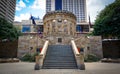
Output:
[
  {"xmin": 64, "ymin": 19, "xmax": 67, "ymax": 23},
  {"xmin": 30, "ymin": 36, "xmax": 33, "ymax": 39},
  {"xmin": 64, "ymin": 19, "xmax": 67, "ymax": 34},
  {"xmin": 52, "ymin": 20, "xmax": 56, "ymax": 34},
  {"xmin": 53, "ymin": 19, "xmax": 56, "ymax": 22}
]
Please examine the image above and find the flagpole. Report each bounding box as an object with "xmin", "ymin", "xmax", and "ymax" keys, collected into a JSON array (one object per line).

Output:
[
  {"xmin": 36, "ymin": 24, "xmax": 40, "ymax": 51},
  {"xmin": 29, "ymin": 14, "xmax": 32, "ymax": 55},
  {"xmin": 88, "ymin": 15, "xmax": 91, "ymax": 32}
]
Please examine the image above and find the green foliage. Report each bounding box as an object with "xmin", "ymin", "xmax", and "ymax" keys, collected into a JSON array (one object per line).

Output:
[
  {"xmin": 20, "ymin": 53, "xmax": 39, "ymax": 62},
  {"xmin": 0, "ymin": 17, "xmax": 21, "ymax": 41},
  {"xmin": 84, "ymin": 54, "xmax": 100, "ymax": 62},
  {"xmin": 92, "ymin": 0, "xmax": 120, "ymax": 38},
  {"xmin": 21, "ymin": 53, "xmax": 32, "ymax": 62}
]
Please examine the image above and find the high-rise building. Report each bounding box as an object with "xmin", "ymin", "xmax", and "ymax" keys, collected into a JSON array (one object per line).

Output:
[
  {"xmin": 0, "ymin": 0, "xmax": 16, "ymax": 23},
  {"xmin": 46, "ymin": 0, "xmax": 87, "ymax": 23}
]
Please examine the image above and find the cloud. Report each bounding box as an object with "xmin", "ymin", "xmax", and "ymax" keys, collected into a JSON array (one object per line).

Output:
[
  {"xmin": 16, "ymin": 7, "xmax": 21, "ymax": 11},
  {"xmin": 14, "ymin": 13, "xmax": 30, "ymax": 22},
  {"xmin": 86, "ymin": 0, "xmax": 115, "ymax": 22},
  {"xmin": 29, "ymin": 0, "xmax": 45, "ymax": 10},
  {"xmin": 87, "ymin": 0, "xmax": 105, "ymax": 22},
  {"xmin": 25, "ymin": 0, "xmax": 29, "ymax": 3},
  {"xmin": 16, "ymin": 0, "xmax": 26, "ymax": 11},
  {"xmin": 15, "ymin": 0, "xmax": 115, "ymax": 22}
]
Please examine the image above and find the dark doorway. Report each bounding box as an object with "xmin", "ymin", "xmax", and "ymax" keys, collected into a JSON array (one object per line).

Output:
[
  {"xmin": 102, "ymin": 40, "xmax": 120, "ymax": 59},
  {"xmin": 58, "ymin": 38, "xmax": 62, "ymax": 43}
]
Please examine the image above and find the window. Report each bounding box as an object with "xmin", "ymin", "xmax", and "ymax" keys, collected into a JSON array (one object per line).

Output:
[
  {"xmin": 22, "ymin": 25, "xmax": 31, "ymax": 33},
  {"xmin": 76, "ymin": 25, "xmax": 82, "ymax": 32}
]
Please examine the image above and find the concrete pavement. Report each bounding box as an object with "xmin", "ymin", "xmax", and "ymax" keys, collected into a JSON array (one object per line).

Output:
[{"xmin": 0, "ymin": 62, "xmax": 120, "ymax": 74}]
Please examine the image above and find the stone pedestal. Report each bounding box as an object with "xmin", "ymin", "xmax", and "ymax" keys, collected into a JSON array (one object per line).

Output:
[{"xmin": 34, "ymin": 56, "xmax": 40, "ymax": 70}]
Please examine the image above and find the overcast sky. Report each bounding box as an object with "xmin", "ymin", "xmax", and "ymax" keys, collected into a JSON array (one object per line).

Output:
[{"xmin": 14, "ymin": 0, "xmax": 115, "ymax": 22}]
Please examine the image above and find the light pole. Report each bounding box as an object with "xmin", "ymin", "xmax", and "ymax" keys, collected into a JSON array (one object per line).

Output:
[{"xmin": 28, "ymin": 35, "xmax": 33, "ymax": 55}]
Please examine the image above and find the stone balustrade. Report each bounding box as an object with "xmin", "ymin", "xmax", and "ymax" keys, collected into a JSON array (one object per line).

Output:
[
  {"xmin": 71, "ymin": 40, "xmax": 79, "ymax": 55},
  {"xmin": 40, "ymin": 40, "xmax": 49, "ymax": 56},
  {"xmin": 35, "ymin": 40, "xmax": 49, "ymax": 70},
  {"xmin": 71, "ymin": 40, "xmax": 85, "ymax": 70}
]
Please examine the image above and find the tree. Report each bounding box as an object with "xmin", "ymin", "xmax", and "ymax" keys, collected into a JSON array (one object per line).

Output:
[
  {"xmin": 0, "ymin": 17, "xmax": 21, "ymax": 41},
  {"xmin": 92, "ymin": 0, "xmax": 120, "ymax": 38}
]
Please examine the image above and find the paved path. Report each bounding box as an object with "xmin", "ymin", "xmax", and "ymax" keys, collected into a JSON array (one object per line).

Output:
[{"xmin": 0, "ymin": 62, "xmax": 120, "ymax": 74}]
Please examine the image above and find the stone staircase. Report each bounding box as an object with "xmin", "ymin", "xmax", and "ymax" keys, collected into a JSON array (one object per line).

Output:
[{"xmin": 42, "ymin": 45, "xmax": 77, "ymax": 69}]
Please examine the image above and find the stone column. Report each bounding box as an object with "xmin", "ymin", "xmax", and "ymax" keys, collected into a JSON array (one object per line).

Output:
[
  {"xmin": 52, "ymin": 19, "xmax": 56, "ymax": 34},
  {"xmin": 49, "ymin": 22, "xmax": 52, "ymax": 35},
  {"xmin": 47, "ymin": 23, "xmax": 50, "ymax": 35},
  {"xmin": 70, "ymin": 23, "xmax": 72, "ymax": 35},
  {"xmin": 61, "ymin": 20, "xmax": 64, "ymax": 34},
  {"xmin": 68, "ymin": 22, "xmax": 70, "ymax": 35},
  {"xmin": 72, "ymin": 23, "xmax": 75, "ymax": 36},
  {"xmin": 47, "ymin": 21, "xmax": 50, "ymax": 35},
  {"xmin": 43, "ymin": 23, "xmax": 47, "ymax": 36},
  {"xmin": 55, "ymin": 21, "xmax": 58, "ymax": 34}
]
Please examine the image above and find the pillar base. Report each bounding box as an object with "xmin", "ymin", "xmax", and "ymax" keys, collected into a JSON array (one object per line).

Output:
[
  {"xmin": 78, "ymin": 64, "xmax": 85, "ymax": 70},
  {"xmin": 34, "ymin": 63, "xmax": 40, "ymax": 70}
]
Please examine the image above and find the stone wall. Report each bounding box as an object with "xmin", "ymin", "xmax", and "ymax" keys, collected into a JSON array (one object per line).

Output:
[
  {"xmin": 74, "ymin": 36, "xmax": 103, "ymax": 58},
  {"xmin": 74, "ymin": 35, "xmax": 89, "ymax": 48},
  {"xmin": 18, "ymin": 35, "xmax": 45, "ymax": 58},
  {"xmin": 18, "ymin": 34, "xmax": 103, "ymax": 59},
  {"xmin": 88, "ymin": 36, "xmax": 103, "ymax": 58},
  {"xmin": 0, "ymin": 40, "xmax": 18, "ymax": 58},
  {"xmin": 47, "ymin": 35, "xmax": 73, "ymax": 45}
]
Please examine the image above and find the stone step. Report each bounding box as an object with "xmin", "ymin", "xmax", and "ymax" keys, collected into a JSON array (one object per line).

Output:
[
  {"xmin": 43, "ymin": 63, "xmax": 77, "ymax": 66},
  {"xmin": 45, "ymin": 55, "xmax": 74, "ymax": 57},
  {"xmin": 44, "ymin": 61, "xmax": 76, "ymax": 63},
  {"xmin": 44, "ymin": 57, "xmax": 76, "ymax": 60},
  {"xmin": 42, "ymin": 66, "xmax": 77, "ymax": 69},
  {"xmin": 44, "ymin": 58, "xmax": 75, "ymax": 61},
  {"xmin": 42, "ymin": 45, "xmax": 77, "ymax": 69},
  {"xmin": 43, "ymin": 65, "xmax": 77, "ymax": 67}
]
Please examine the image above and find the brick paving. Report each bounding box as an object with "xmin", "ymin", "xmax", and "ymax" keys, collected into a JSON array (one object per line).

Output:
[{"xmin": 0, "ymin": 62, "xmax": 120, "ymax": 74}]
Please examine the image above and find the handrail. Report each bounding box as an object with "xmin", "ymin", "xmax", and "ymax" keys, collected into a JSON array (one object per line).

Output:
[
  {"xmin": 35, "ymin": 40, "xmax": 49, "ymax": 70},
  {"xmin": 71, "ymin": 40, "xmax": 85, "ymax": 70},
  {"xmin": 71, "ymin": 40, "xmax": 80, "ymax": 55},
  {"xmin": 74, "ymin": 38, "xmax": 81, "ymax": 41},
  {"xmin": 40, "ymin": 40, "xmax": 49, "ymax": 57}
]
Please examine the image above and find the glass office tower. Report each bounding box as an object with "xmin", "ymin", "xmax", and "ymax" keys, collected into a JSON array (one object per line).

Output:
[
  {"xmin": 46, "ymin": 0, "xmax": 87, "ymax": 23},
  {"xmin": 0, "ymin": 0, "xmax": 16, "ymax": 23}
]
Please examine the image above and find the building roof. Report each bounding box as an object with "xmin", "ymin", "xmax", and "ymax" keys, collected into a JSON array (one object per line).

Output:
[{"xmin": 43, "ymin": 10, "xmax": 76, "ymax": 20}]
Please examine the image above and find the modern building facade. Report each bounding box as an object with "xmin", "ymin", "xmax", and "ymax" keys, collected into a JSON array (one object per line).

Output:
[
  {"xmin": 0, "ymin": 0, "xmax": 16, "ymax": 23},
  {"xmin": 14, "ymin": 19, "xmax": 43, "ymax": 33},
  {"xmin": 14, "ymin": 19, "xmax": 92, "ymax": 35},
  {"xmin": 46, "ymin": 0, "xmax": 87, "ymax": 23}
]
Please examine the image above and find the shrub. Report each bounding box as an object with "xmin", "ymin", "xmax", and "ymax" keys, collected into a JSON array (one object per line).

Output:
[
  {"xmin": 21, "ymin": 53, "xmax": 39, "ymax": 62},
  {"xmin": 84, "ymin": 54, "xmax": 100, "ymax": 62}
]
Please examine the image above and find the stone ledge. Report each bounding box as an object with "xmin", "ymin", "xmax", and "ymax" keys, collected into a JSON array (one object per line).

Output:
[
  {"xmin": 0, "ymin": 58, "xmax": 19, "ymax": 63},
  {"xmin": 101, "ymin": 58, "xmax": 120, "ymax": 63}
]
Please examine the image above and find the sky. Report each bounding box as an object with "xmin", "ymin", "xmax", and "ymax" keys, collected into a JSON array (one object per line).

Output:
[{"xmin": 14, "ymin": 0, "xmax": 115, "ymax": 22}]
